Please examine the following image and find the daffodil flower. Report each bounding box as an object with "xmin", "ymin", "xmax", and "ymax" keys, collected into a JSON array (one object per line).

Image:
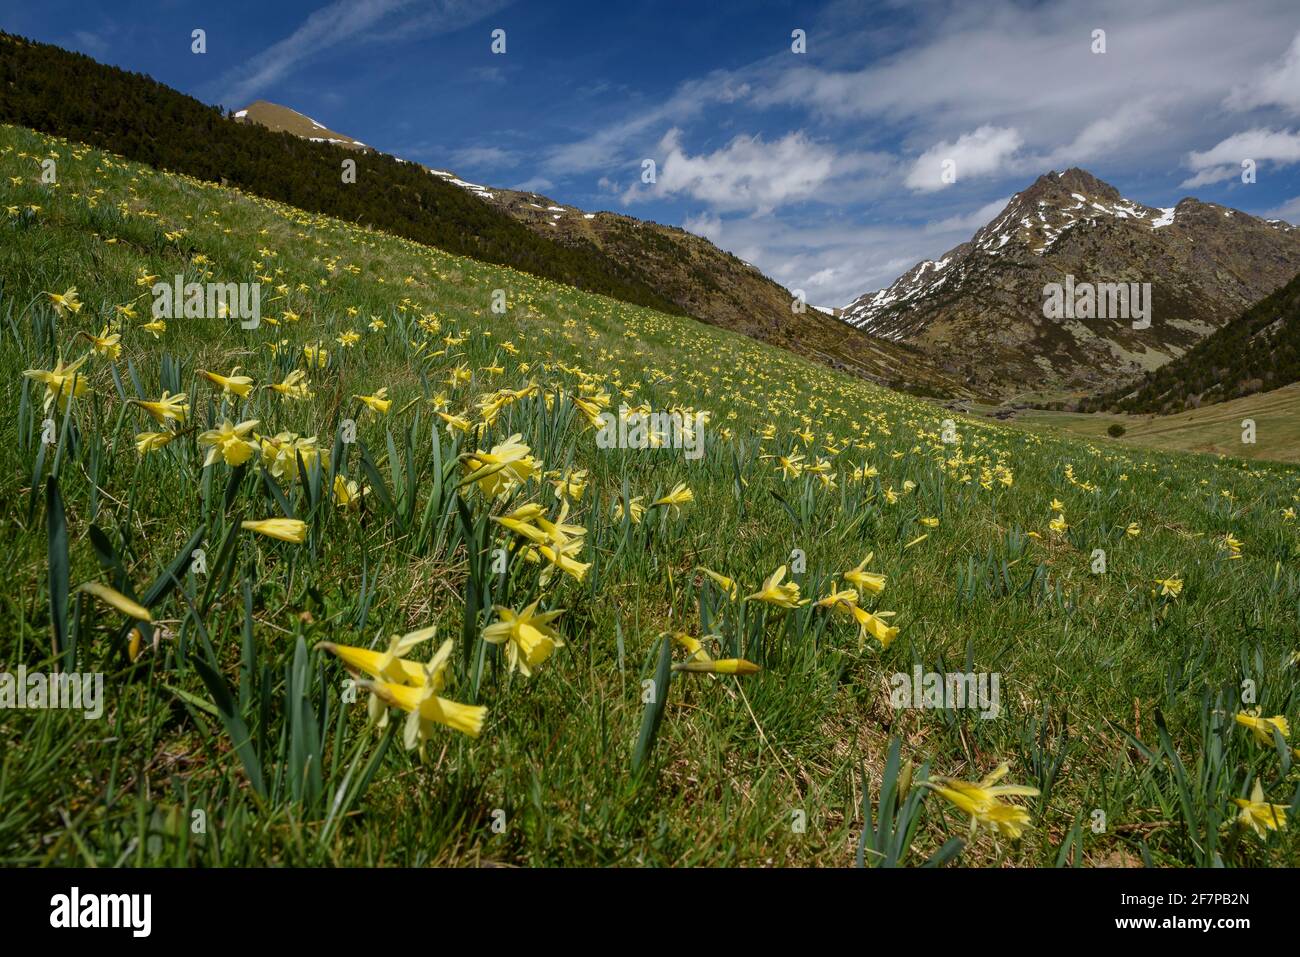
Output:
[
  {"xmin": 241, "ymin": 518, "xmax": 308, "ymax": 543},
  {"xmin": 922, "ymin": 763, "xmax": 1040, "ymax": 839},
  {"xmin": 353, "ymin": 387, "xmax": 392, "ymax": 415},
  {"xmin": 198, "ymin": 367, "xmax": 254, "ymax": 398},
  {"xmin": 843, "ymin": 553, "xmax": 886, "ymax": 595},
  {"xmin": 24, "ymin": 353, "xmax": 91, "ymax": 412},
  {"xmin": 46, "ymin": 287, "xmax": 82, "ymax": 316},
  {"xmin": 482, "ymin": 602, "xmax": 565, "ymax": 677},
  {"xmin": 265, "ymin": 369, "xmax": 312, "ymax": 401},
  {"xmin": 135, "ymin": 431, "xmax": 178, "ymax": 454},
  {"xmin": 333, "ymin": 474, "xmax": 368, "ymax": 510},
  {"xmin": 746, "ymin": 565, "xmax": 809, "ymax": 609},
  {"xmin": 1152, "ymin": 576, "xmax": 1183, "ymax": 598},
  {"xmin": 1235, "ymin": 710, "xmax": 1290, "ymax": 747},
  {"xmin": 129, "ymin": 390, "xmax": 189, "ymax": 425},
  {"xmin": 79, "ymin": 325, "xmax": 122, "ymax": 360},
  {"xmin": 1232, "ymin": 779, "xmax": 1288, "ymax": 837},
  {"xmin": 78, "ymin": 581, "xmax": 151, "ymax": 622},
  {"xmin": 697, "ymin": 567, "xmax": 739, "ymax": 599},
  {"xmin": 652, "ymin": 482, "xmax": 694, "ymax": 516},
  {"xmin": 198, "ymin": 419, "xmax": 260, "ymax": 467},
  {"xmin": 461, "ymin": 434, "xmax": 540, "ymax": 498}
]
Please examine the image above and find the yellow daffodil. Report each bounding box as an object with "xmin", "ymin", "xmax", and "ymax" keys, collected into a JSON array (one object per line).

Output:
[
  {"xmin": 135, "ymin": 431, "xmax": 178, "ymax": 454},
  {"xmin": 652, "ymin": 482, "xmax": 693, "ymax": 515},
  {"xmin": 198, "ymin": 367, "xmax": 254, "ymax": 398},
  {"xmin": 78, "ymin": 581, "xmax": 150, "ymax": 621},
  {"xmin": 129, "ymin": 390, "xmax": 188, "ymax": 425},
  {"xmin": 265, "ymin": 369, "xmax": 312, "ymax": 401},
  {"xmin": 698, "ymin": 567, "xmax": 739, "ymax": 599},
  {"xmin": 198, "ymin": 419, "xmax": 259, "ymax": 467},
  {"xmin": 613, "ymin": 493, "xmax": 645, "ymax": 524},
  {"xmin": 1232, "ymin": 779, "xmax": 1288, "ymax": 838},
  {"xmin": 482, "ymin": 601, "xmax": 565, "ymax": 677},
  {"xmin": 922, "ymin": 763, "xmax": 1039, "ymax": 839},
  {"xmin": 746, "ymin": 565, "xmax": 809, "ymax": 609},
  {"xmin": 80, "ymin": 325, "xmax": 122, "ymax": 360},
  {"xmin": 46, "ymin": 287, "xmax": 82, "ymax": 316},
  {"xmin": 1235, "ymin": 710, "xmax": 1290, "ymax": 747},
  {"xmin": 844, "ymin": 553, "xmax": 886, "ymax": 595},
  {"xmin": 462, "ymin": 434, "xmax": 540, "ymax": 498},
  {"xmin": 333, "ymin": 474, "xmax": 368, "ymax": 510},
  {"xmin": 353, "ymin": 387, "xmax": 392, "ymax": 415},
  {"xmin": 24, "ymin": 353, "xmax": 91, "ymax": 411},
  {"xmin": 1153, "ymin": 576, "xmax": 1183, "ymax": 599},
  {"xmin": 241, "ymin": 517, "xmax": 308, "ymax": 543}
]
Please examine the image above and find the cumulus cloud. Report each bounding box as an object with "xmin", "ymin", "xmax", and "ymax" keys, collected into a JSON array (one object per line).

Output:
[
  {"xmin": 683, "ymin": 211, "xmax": 723, "ymax": 242},
  {"xmin": 1226, "ymin": 31, "xmax": 1300, "ymax": 114},
  {"xmin": 1182, "ymin": 128, "xmax": 1300, "ymax": 186},
  {"xmin": 625, "ymin": 128, "xmax": 839, "ymax": 213},
  {"xmin": 904, "ymin": 126, "xmax": 1023, "ymax": 192}
]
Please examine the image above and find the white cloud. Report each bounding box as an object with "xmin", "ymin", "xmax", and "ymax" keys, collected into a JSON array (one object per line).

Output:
[
  {"xmin": 449, "ymin": 145, "xmax": 517, "ymax": 169},
  {"xmin": 754, "ymin": 0, "xmax": 1297, "ymax": 173},
  {"xmin": 71, "ymin": 30, "xmax": 109, "ymax": 57},
  {"xmin": 542, "ymin": 73, "xmax": 752, "ymax": 175},
  {"xmin": 211, "ymin": 0, "xmax": 509, "ymax": 107},
  {"xmin": 1264, "ymin": 195, "xmax": 1300, "ymax": 223},
  {"xmin": 924, "ymin": 196, "xmax": 1013, "ymax": 234},
  {"xmin": 1182, "ymin": 128, "xmax": 1300, "ymax": 185},
  {"xmin": 625, "ymin": 128, "xmax": 838, "ymax": 213},
  {"xmin": 1226, "ymin": 31, "xmax": 1300, "ymax": 114},
  {"xmin": 683, "ymin": 211, "xmax": 722, "ymax": 242},
  {"xmin": 511, "ymin": 177, "xmax": 556, "ymax": 194},
  {"xmin": 905, "ymin": 126, "xmax": 1022, "ymax": 192},
  {"xmin": 1179, "ymin": 165, "xmax": 1239, "ymax": 188},
  {"xmin": 697, "ymin": 210, "xmax": 1002, "ymax": 308}
]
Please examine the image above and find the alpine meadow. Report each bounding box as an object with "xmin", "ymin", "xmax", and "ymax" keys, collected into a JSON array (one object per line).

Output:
[{"xmin": 1, "ymin": 3, "xmax": 1300, "ymax": 888}]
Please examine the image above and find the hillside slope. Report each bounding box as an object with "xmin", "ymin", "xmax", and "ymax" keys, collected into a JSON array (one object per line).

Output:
[
  {"xmin": 234, "ymin": 100, "xmax": 367, "ymax": 149},
  {"xmin": 1089, "ymin": 269, "xmax": 1300, "ymax": 414},
  {"xmin": 0, "ymin": 32, "xmax": 683, "ymax": 315},
  {"xmin": 843, "ymin": 168, "xmax": 1300, "ymax": 399},
  {"xmin": 237, "ymin": 98, "xmax": 970, "ymax": 397},
  {"xmin": 3, "ymin": 121, "xmax": 1300, "ymax": 870}
]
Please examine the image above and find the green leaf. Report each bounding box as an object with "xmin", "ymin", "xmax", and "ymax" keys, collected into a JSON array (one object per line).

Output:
[
  {"xmin": 191, "ymin": 656, "xmax": 266, "ymax": 797},
  {"xmin": 46, "ymin": 477, "xmax": 69, "ymax": 665},
  {"xmin": 631, "ymin": 635, "xmax": 673, "ymax": 775}
]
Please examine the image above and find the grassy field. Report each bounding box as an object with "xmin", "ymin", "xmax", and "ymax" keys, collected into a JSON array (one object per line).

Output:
[
  {"xmin": 1002, "ymin": 385, "xmax": 1300, "ymax": 464},
  {"xmin": 2, "ymin": 123, "xmax": 1299, "ymax": 868}
]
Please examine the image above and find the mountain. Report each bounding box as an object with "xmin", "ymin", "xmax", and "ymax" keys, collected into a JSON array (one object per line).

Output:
[
  {"xmin": 1087, "ymin": 268, "xmax": 1300, "ymax": 414},
  {"xmin": 236, "ymin": 98, "xmax": 970, "ymax": 396},
  {"xmin": 0, "ymin": 32, "xmax": 684, "ymax": 315},
  {"xmin": 842, "ymin": 168, "xmax": 1300, "ymax": 400},
  {"xmin": 233, "ymin": 100, "xmax": 367, "ymax": 149}
]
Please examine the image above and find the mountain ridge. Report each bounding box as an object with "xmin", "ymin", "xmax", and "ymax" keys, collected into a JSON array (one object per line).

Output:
[
  {"xmin": 842, "ymin": 167, "xmax": 1300, "ymax": 399},
  {"xmin": 235, "ymin": 98, "xmax": 972, "ymax": 397},
  {"xmin": 1086, "ymin": 268, "xmax": 1300, "ymax": 414}
]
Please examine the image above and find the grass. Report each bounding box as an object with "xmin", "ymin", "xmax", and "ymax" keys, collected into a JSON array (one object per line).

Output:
[
  {"xmin": 1000, "ymin": 384, "xmax": 1300, "ymax": 464},
  {"xmin": 2, "ymin": 123, "xmax": 1299, "ymax": 867}
]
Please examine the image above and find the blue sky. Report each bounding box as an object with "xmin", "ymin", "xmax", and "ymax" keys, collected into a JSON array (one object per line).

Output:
[{"xmin": 6, "ymin": 0, "xmax": 1300, "ymax": 305}]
